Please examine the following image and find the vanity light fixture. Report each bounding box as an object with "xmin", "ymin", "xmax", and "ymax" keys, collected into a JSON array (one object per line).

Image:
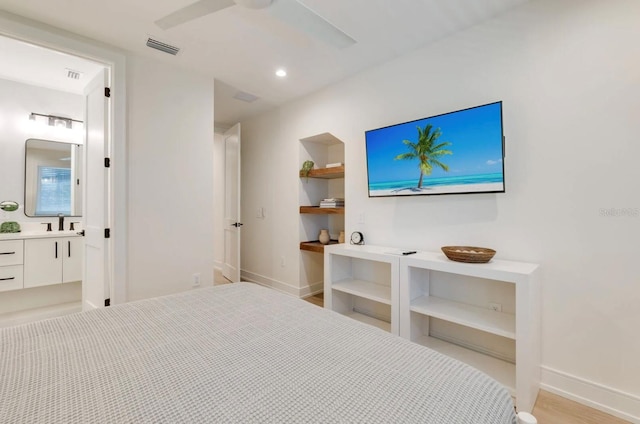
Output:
[
  {"xmin": 51, "ymin": 117, "xmax": 72, "ymax": 129},
  {"xmin": 29, "ymin": 113, "xmax": 83, "ymax": 129}
]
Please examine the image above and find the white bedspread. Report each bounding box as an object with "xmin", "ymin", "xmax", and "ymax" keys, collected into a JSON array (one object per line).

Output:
[{"xmin": 1, "ymin": 283, "xmax": 516, "ymax": 423}]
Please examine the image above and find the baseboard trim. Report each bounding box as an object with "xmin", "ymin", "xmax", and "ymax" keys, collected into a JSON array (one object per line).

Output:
[
  {"xmin": 240, "ymin": 269, "xmax": 321, "ymax": 298},
  {"xmin": 301, "ymin": 282, "xmax": 324, "ymax": 298},
  {"xmin": 541, "ymin": 366, "xmax": 640, "ymax": 423}
]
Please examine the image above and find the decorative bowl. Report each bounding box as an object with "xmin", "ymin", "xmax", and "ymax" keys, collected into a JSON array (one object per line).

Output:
[{"xmin": 441, "ymin": 246, "xmax": 496, "ymax": 263}]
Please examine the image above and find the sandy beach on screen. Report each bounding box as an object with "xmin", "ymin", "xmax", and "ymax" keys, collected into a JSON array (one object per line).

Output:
[{"xmin": 370, "ymin": 182, "xmax": 503, "ymax": 196}]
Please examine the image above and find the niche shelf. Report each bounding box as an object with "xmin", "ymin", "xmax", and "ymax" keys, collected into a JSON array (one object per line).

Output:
[
  {"xmin": 299, "ymin": 206, "xmax": 345, "ymax": 215},
  {"xmin": 299, "ymin": 132, "xmax": 345, "ymax": 293},
  {"xmin": 299, "ymin": 240, "xmax": 339, "ymax": 253},
  {"xmin": 299, "ymin": 165, "xmax": 344, "ymax": 179}
]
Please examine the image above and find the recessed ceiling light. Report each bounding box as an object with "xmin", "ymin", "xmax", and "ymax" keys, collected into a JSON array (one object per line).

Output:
[{"xmin": 275, "ymin": 69, "xmax": 287, "ymax": 78}]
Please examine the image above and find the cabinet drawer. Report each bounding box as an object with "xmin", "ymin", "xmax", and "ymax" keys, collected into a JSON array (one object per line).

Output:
[
  {"xmin": 0, "ymin": 265, "xmax": 24, "ymax": 292},
  {"xmin": 0, "ymin": 240, "xmax": 24, "ymax": 266}
]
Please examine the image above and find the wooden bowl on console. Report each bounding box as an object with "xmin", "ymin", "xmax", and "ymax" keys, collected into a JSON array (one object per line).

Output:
[{"xmin": 441, "ymin": 246, "xmax": 496, "ymax": 263}]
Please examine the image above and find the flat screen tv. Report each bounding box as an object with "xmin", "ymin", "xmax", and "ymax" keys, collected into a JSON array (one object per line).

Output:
[{"xmin": 365, "ymin": 101, "xmax": 505, "ymax": 197}]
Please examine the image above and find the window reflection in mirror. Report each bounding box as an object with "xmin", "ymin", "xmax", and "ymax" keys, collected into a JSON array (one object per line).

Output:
[{"xmin": 24, "ymin": 139, "xmax": 83, "ymax": 217}]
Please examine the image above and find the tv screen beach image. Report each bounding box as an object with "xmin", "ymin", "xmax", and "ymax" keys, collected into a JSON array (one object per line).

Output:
[{"xmin": 365, "ymin": 102, "xmax": 505, "ymax": 197}]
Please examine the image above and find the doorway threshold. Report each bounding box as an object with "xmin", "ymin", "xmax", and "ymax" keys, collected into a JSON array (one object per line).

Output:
[{"xmin": 0, "ymin": 301, "xmax": 82, "ymax": 328}]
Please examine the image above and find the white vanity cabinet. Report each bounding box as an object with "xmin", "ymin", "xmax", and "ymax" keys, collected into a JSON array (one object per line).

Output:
[
  {"xmin": 24, "ymin": 237, "xmax": 83, "ymax": 288},
  {"xmin": 62, "ymin": 237, "xmax": 83, "ymax": 283},
  {"xmin": 0, "ymin": 240, "xmax": 24, "ymax": 292}
]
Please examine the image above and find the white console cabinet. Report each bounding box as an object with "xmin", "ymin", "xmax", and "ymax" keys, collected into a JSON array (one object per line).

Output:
[
  {"xmin": 324, "ymin": 244, "xmax": 540, "ymax": 412},
  {"xmin": 324, "ymin": 244, "xmax": 400, "ymax": 334},
  {"xmin": 24, "ymin": 237, "xmax": 83, "ymax": 288}
]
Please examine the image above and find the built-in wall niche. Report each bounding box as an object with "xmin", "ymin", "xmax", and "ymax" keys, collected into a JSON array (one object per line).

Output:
[
  {"xmin": 298, "ymin": 132, "xmax": 345, "ymax": 293},
  {"xmin": 24, "ymin": 139, "xmax": 83, "ymax": 217}
]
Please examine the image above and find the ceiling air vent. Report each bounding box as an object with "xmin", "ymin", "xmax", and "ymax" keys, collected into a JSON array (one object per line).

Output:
[
  {"xmin": 146, "ymin": 38, "xmax": 180, "ymax": 55},
  {"xmin": 66, "ymin": 68, "xmax": 83, "ymax": 80},
  {"xmin": 233, "ymin": 90, "xmax": 260, "ymax": 103}
]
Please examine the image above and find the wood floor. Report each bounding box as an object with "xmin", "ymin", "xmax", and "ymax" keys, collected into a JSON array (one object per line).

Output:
[
  {"xmin": 531, "ymin": 390, "xmax": 630, "ymax": 424},
  {"xmin": 301, "ymin": 292, "xmax": 630, "ymax": 424}
]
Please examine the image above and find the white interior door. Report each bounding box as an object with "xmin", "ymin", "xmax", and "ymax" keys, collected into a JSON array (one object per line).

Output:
[
  {"xmin": 82, "ymin": 68, "xmax": 110, "ymax": 310},
  {"xmin": 223, "ymin": 124, "xmax": 241, "ymax": 282}
]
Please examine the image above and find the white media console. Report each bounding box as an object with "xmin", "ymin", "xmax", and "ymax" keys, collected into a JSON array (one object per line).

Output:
[{"xmin": 324, "ymin": 243, "xmax": 540, "ymax": 413}]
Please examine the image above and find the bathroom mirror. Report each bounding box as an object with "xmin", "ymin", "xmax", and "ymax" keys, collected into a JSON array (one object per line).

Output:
[{"xmin": 24, "ymin": 139, "xmax": 83, "ymax": 217}]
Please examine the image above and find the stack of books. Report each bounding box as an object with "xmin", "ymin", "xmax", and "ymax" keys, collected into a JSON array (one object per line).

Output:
[{"xmin": 319, "ymin": 198, "xmax": 345, "ymax": 208}]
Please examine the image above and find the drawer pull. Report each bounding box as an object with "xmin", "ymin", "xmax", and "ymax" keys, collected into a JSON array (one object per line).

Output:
[
  {"xmin": 0, "ymin": 277, "xmax": 16, "ymax": 281},
  {"xmin": 0, "ymin": 252, "xmax": 16, "ymax": 255}
]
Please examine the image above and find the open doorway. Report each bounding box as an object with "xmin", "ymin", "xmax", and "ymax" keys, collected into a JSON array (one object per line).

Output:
[{"xmin": 0, "ymin": 35, "xmax": 112, "ymax": 326}]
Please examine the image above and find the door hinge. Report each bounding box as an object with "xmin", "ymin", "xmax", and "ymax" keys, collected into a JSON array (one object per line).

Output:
[
  {"xmin": 104, "ymin": 228, "xmax": 111, "ymax": 238},
  {"xmin": 105, "ymin": 87, "xmax": 111, "ymax": 98},
  {"xmin": 105, "ymin": 298, "xmax": 111, "ymax": 307},
  {"xmin": 77, "ymin": 178, "xmax": 80, "ymax": 185},
  {"xmin": 104, "ymin": 157, "xmax": 111, "ymax": 168}
]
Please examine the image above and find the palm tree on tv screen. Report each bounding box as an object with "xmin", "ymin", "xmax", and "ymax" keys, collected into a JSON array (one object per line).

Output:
[{"xmin": 395, "ymin": 124, "xmax": 453, "ymax": 188}]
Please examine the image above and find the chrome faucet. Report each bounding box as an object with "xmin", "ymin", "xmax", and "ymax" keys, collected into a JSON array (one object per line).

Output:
[{"xmin": 58, "ymin": 214, "xmax": 65, "ymax": 231}]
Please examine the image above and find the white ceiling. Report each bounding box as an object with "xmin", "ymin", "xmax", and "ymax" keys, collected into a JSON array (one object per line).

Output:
[
  {"xmin": 0, "ymin": 0, "xmax": 528, "ymax": 127},
  {"xmin": 0, "ymin": 35, "xmax": 104, "ymax": 94}
]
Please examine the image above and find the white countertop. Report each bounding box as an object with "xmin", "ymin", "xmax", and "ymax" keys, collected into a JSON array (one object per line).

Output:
[{"xmin": 0, "ymin": 230, "xmax": 83, "ymax": 240}]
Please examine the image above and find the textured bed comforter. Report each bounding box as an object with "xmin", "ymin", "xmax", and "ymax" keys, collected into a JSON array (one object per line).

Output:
[{"xmin": 1, "ymin": 283, "xmax": 516, "ymax": 423}]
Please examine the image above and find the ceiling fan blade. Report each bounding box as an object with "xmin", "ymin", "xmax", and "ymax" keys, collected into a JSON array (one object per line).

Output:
[
  {"xmin": 155, "ymin": 0, "xmax": 236, "ymax": 30},
  {"xmin": 267, "ymin": 0, "xmax": 356, "ymax": 49}
]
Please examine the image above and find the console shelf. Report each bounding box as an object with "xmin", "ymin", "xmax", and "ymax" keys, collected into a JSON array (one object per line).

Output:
[
  {"xmin": 332, "ymin": 278, "xmax": 391, "ymax": 305},
  {"xmin": 416, "ymin": 335, "xmax": 516, "ymax": 395},
  {"xmin": 344, "ymin": 311, "xmax": 391, "ymax": 332},
  {"xmin": 324, "ymin": 244, "xmax": 540, "ymax": 413},
  {"xmin": 410, "ymin": 295, "xmax": 516, "ymax": 339},
  {"xmin": 324, "ymin": 244, "xmax": 400, "ymax": 335}
]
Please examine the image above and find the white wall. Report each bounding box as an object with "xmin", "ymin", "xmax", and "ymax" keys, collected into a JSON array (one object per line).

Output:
[
  {"xmin": 0, "ymin": 78, "xmax": 84, "ymax": 314},
  {"xmin": 241, "ymin": 0, "xmax": 640, "ymax": 420},
  {"xmin": 126, "ymin": 55, "xmax": 215, "ymax": 301},
  {"xmin": 0, "ymin": 11, "xmax": 217, "ymax": 306}
]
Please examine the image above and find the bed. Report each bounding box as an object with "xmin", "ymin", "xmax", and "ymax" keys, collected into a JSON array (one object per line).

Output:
[{"xmin": 0, "ymin": 283, "xmax": 531, "ymax": 423}]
